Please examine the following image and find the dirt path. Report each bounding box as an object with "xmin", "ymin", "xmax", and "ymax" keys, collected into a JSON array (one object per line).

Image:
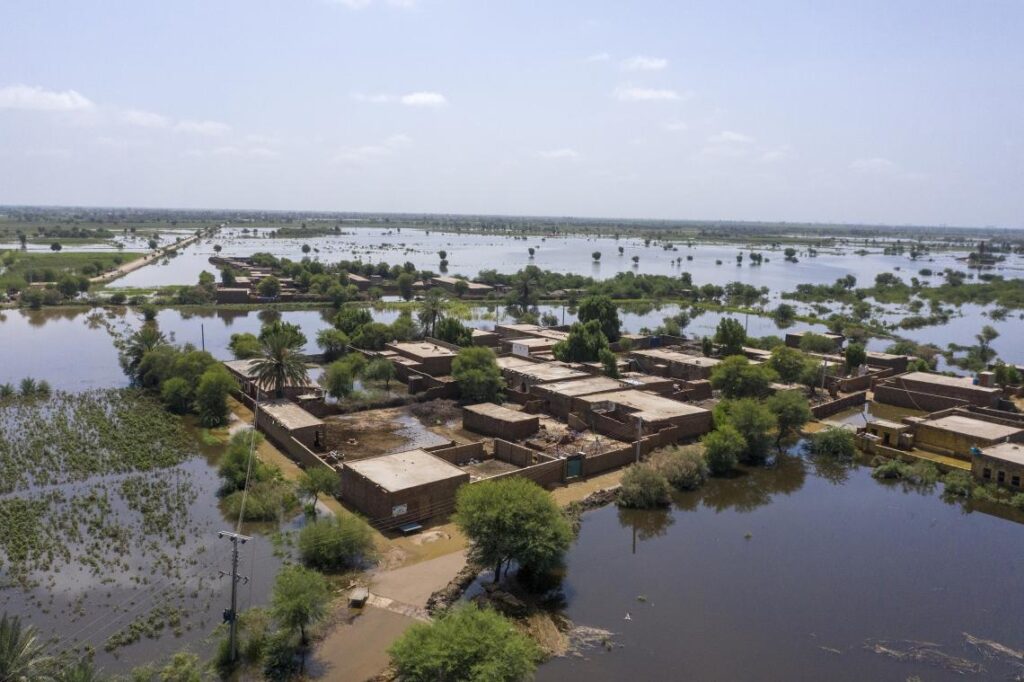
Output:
[
  {"xmin": 311, "ymin": 550, "xmax": 468, "ymax": 681},
  {"xmin": 90, "ymin": 232, "xmax": 203, "ymax": 285}
]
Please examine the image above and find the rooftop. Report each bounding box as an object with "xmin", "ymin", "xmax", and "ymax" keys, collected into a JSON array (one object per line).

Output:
[
  {"xmin": 223, "ymin": 359, "xmax": 315, "ymax": 390},
  {"xmin": 866, "ymin": 418, "xmax": 909, "ymax": 430},
  {"xmin": 538, "ymin": 375, "xmax": 625, "ymax": 397},
  {"xmin": 509, "ymin": 336, "xmax": 561, "ymax": 348},
  {"xmin": 345, "ymin": 449, "xmax": 467, "ymax": 493},
  {"xmin": 495, "ymin": 355, "xmax": 537, "ymax": 370},
  {"xmin": 581, "ymin": 389, "xmax": 709, "ymax": 422},
  {"xmin": 259, "ymin": 399, "xmax": 324, "ymax": 431},
  {"xmin": 432, "ymin": 276, "xmax": 493, "ymax": 290},
  {"xmin": 463, "ymin": 402, "xmax": 537, "ymax": 423},
  {"xmin": 506, "ymin": 362, "xmax": 588, "ymax": 383},
  {"xmin": 388, "ymin": 342, "xmax": 457, "ymax": 360},
  {"xmin": 921, "ymin": 414, "xmax": 1023, "ymax": 441},
  {"xmin": 632, "ymin": 348, "xmax": 721, "ymax": 367},
  {"xmin": 980, "ymin": 442, "xmax": 1024, "ymax": 467},
  {"xmin": 899, "ymin": 372, "xmax": 1000, "ymax": 394}
]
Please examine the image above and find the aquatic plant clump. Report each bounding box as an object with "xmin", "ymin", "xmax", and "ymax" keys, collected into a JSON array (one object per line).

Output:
[{"xmin": 0, "ymin": 389, "xmax": 193, "ymax": 493}]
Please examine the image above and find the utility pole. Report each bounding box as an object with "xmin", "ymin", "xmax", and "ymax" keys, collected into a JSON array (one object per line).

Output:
[
  {"xmin": 634, "ymin": 416, "xmax": 643, "ymax": 464},
  {"xmin": 201, "ymin": 323, "xmax": 205, "ymax": 352},
  {"xmin": 219, "ymin": 530, "xmax": 251, "ymax": 662}
]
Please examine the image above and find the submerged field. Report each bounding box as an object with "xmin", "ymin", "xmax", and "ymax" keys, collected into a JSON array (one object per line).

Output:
[{"xmin": 0, "ymin": 389, "xmax": 288, "ymax": 670}]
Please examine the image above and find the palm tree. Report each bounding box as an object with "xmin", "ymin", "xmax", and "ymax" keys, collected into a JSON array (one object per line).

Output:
[
  {"xmin": 251, "ymin": 332, "xmax": 310, "ymax": 398},
  {"xmin": 417, "ymin": 288, "xmax": 448, "ymax": 337},
  {"xmin": 0, "ymin": 613, "xmax": 50, "ymax": 682},
  {"xmin": 121, "ymin": 325, "xmax": 168, "ymax": 380}
]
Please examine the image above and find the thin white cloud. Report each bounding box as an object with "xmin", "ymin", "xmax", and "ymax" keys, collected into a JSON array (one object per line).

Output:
[
  {"xmin": 621, "ymin": 55, "xmax": 668, "ymax": 71},
  {"xmin": 537, "ymin": 148, "xmax": 579, "ymax": 160},
  {"xmin": 759, "ymin": 145, "xmax": 794, "ymax": 163},
  {"xmin": 664, "ymin": 120, "xmax": 689, "ymax": 132},
  {"xmin": 174, "ymin": 119, "xmax": 231, "ymax": 136},
  {"xmin": 184, "ymin": 145, "xmax": 280, "ymax": 159},
  {"xmin": 613, "ymin": 86, "xmax": 683, "ymax": 102},
  {"xmin": 327, "ymin": 0, "xmax": 417, "ymax": 8},
  {"xmin": 0, "ymin": 84, "xmax": 94, "ymax": 111},
  {"xmin": 352, "ymin": 91, "xmax": 448, "ymax": 107},
  {"xmin": 850, "ymin": 157, "xmax": 899, "ymax": 175},
  {"xmin": 709, "ymin": 130, "xmax": 753, "ymax": 144},
  {"xmin": 400, "ymin": 92, "xmax": 447, "ymax": 107},
  {"xmin": 583, "ymin": 52, "xmax": 611, "ymax": 63},
  {"xmin": 118, "ymin": 108, "xmax": 171, "ymax": 128},
  {"xmin": 334, "ymin": 133, "xmax": 411, "ymax": 163}
]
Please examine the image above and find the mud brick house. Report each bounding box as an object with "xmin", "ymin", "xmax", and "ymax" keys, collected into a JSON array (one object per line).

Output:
[
  {"xmin": 341, "ymin": 449, "xmax": 470, "ymax": 529},
  {"xmin": 462, "ymin": 402, "xmax": 539, "ymax": 439}
]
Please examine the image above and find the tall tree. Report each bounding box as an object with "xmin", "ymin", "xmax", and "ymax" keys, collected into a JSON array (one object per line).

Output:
[
  {"xmin": 271, "ymin": 565, "xmax": 329, "ymax": 671},
  {"xmin": 417, "ymin": 288, "xmax": 448, "ymax": 337},
  {"xmin": 577, "ymin": 294, "xmax": 622, "ymax": 341},
  {"xmin": 455, "ymin": 477, "xmax": 571, "ymax": 582},
  {"xmin": 251, "ymin": 332, "xmax": 310, "ymax": 398}
]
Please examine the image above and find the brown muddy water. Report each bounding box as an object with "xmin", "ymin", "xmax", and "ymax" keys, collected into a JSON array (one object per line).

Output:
[{"xmin": 538, "ymin": 450, "xmax": 1024, "ymax": 681}]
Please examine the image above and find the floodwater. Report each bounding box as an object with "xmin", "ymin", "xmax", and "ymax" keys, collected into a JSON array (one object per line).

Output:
[
  {"xmin": 0, "ymin": 448, "xmax": 294, "ymax": 672},
  {"xmin": 0, "ymin": 305, "xmax": 829, "ymax": 392},
  {"xmin": 539, "ymin": 451, "xmax": 1024, "ymax": 682},
  {"xmin": 107, "ymin": 225, "xmax": 1024, "ymax": 291}
]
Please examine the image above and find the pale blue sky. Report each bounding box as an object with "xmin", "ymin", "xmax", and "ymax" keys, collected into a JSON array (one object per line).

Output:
[{"xmin": 0, "ymin": 0, "xmax": 1021, "ymax": 227}]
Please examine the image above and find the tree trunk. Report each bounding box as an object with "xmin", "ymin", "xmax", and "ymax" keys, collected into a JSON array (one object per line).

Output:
[{"xmin": 494, "ymin": 559, "xmax": 503, "ymax": 583}]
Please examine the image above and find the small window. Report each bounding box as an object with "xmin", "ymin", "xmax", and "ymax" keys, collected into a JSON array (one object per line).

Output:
[
  {"xmin": 998, "ymin": 471, "xmax": 1006, "ymax": 483},
  {"xmin": 1013, "ymin": 476, "xmax": 1021, "ymax": 488},
  {"xmin": 983, "ymin": 468, "xmax": 992, "ymax": 479}
]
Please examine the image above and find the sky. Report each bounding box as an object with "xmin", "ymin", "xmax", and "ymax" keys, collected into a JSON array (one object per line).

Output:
[{"xmin": 0, "ymin": 0, "xmax": 1021, "ymax": 228}]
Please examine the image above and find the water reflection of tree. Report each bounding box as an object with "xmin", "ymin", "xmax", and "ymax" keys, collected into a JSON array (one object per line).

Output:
[
  {"xmin": 697, "ymin": 455, "xmax": 807, "ymax": 513},
  {"xmin": 617, "ymin": 507, "xmax": 675, "ymax": 542},
  {"xmin": 810, "ymin": 455, "xmax": 853, "ymax": 485},
  {"xmin": 258, "ymin": 309, "xmax": 282, "ymax": 325}
]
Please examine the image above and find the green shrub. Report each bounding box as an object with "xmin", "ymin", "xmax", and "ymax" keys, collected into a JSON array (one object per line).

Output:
[
  {"xmin": 702, "ymin": 425, "xmax": 745, "ymax": 475},
  {"xmin": 298, "ymin": 515, "xmax": 376, "ymax": 571},
  {"xmin": 871, "ymin": 458, "xmax": 911, "ymax": 480},
  {"xmin": 943, "ymin": 470, "xmax": 973, "ymax": 498},
  {"xmin": 808, "ymin": 427, "xmax": 857, "ymax": 460},
  {"xmin": 160, "ymin": 376, "xmax": 192, "ymax": 414},
  {"xmin": 389, "ymin": 606, "xmax": 540, "ymax": 682},
  {"xmin": 618, "ymin": 463, "xmax": 672, "ymax": 508},
  {"xmin": 649, "ymin": 446, "xmax": 707, "ymax": 490},
  {"xmin": 222, "ymin": 480, "xmax": 297, "ymax": 522}
]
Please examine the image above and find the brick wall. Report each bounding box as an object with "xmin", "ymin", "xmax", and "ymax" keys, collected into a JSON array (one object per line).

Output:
[
  {"xmin": 873, "ymin": 384, "xmax": 968, "ymax": 412},
  {"xmin": 810, "ymin": 391, "xmax": 868, "ymax": 418}
]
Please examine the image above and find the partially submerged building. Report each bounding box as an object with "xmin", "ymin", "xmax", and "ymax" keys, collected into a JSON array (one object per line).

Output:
[
  {"xmin": 502, "ymin": 361, "xmax": 589, "ymax": 393},
  {"xmin": 341, "ymin": 448, "xmax": 470, "ymax": 530},
  {"xmin": 909, "ymin": 411, "xmax": 1024, "ymax": 458},
  {"xmin": 874, "ymin": 372, "xmax": 1002, "ymax": 411},
  {"xmin": 973, "ymin": 442, "xmax": 1024, "ymax": 489}
]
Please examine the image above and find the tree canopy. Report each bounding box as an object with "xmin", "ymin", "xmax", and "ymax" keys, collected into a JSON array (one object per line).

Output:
[
  {"xmin": 552, "ymin": 319, "xmax": 609, "ymax": 363},
  {"xmin": 388, "ymin": 606, "xmax": 540, "ymax": 682},
  {"xmin": 455, "ymin": 477, "xmax": 571, "ymax": 582},
  {"xmin": 577, "ymin": 294, "xmax": 621, "ymax": 342},
  {"xmin": 452, "ymin": 346, "xmax": 505, "ymax": 403}
]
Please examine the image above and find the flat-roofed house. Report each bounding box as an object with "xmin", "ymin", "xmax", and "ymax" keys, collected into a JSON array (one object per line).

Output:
[
  {"xmin": 430, "ymin": 276, "xmax": 494, "ymax": 296},
  {"xmin": 577, "ymin": 389, "xmax": 713, "ymax": 439},
  {"xmin": 531, "ymin": 376, "xmax": 626, "ymax": 418},
  {"xmin": 629, "ymin": 348, "xmax": 721, "ymax": 381},
  {"xmin": 973, "ymin": 442, "xmax": 1024, "ymax": 489},
  {"xmin": 341, "ymin": 449, "xmax": 470, "ymax": 529},
  {"xmin": 912, "ymin": 412, "xmax": 1024, "ymax": 458},
  {"xmin": 258, "ymin": 399, "xmax": 325, "ymax": 452},
  {"xmin": 875, "ymin": 372, "xmax": 1002, "ymax": 410},
  {"xmin": 223, "ymin": 359, "xmax": 319, "ymax": 400},
  {"xmin": 462, "ymin": 402, "xmax": 539, "ymax": 439},
  {"xmin": 502, "ymin": 361, "xmax": 588, "ymax": 392},
  {"xmin": 385, "ymin": 341, "xmax": 458, "ymax": 377}
]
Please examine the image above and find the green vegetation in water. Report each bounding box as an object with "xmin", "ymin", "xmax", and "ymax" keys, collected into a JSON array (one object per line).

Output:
[
  {"xmin": 0, "ymin": 389, "xmax": 192, "ymax": 493},
  {"xmin": 0, "ymin": 250, "xmax": 141, "ymax": 290}
]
